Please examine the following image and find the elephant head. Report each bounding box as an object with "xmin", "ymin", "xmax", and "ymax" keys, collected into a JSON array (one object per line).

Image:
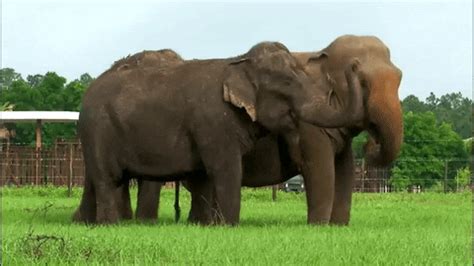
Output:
[
  {"xmin": 223, "ymin": 42, "xmax": 364, "ymax": 132},
  {"xmin": 295, "ymin": 35, "xmax": 403, "ymax": 166}
]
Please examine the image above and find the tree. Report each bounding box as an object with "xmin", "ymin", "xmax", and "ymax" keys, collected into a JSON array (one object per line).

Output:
[
  {"xmin": 79, "ymin": 73, "xmax": 94, "ymax": 89},
  {"xmin": 26, "ymin": 74, "xmax": 44, "ymax": 87},
  {"xmin": 424, "ymin": 92, "xmax": 472, "ymax": 138},
  {"xmin": 352, "ymin": 131, "xmax": 368, "ymax": 159},
  {"xmin": 401, "ymin": 95, "xmax": 429, "ymax": 113},
  {"xmin": 0, "ymin": 68, "xmax": 23, "ymax": 90},
  {"xmin": 0, "ymin": 79, "xmax": 38, "ymax": 111},
  {"xmin": 390, "ymin": 112, "xmax": 468, "ymax": 191}
]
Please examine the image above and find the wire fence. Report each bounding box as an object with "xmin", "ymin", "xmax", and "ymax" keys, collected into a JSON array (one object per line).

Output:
[{"xmin": 1, "ymin": 140, "xmax": 472, "ymax": 193}]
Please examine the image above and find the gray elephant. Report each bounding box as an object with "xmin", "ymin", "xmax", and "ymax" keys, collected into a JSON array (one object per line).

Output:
[
  {"xmin": 73, "ymin": 41, "xmax": 364, "ymax": 225},
  {"xmin": 73, "ymin": 49, "xmax": 184, "ymax": 223}
]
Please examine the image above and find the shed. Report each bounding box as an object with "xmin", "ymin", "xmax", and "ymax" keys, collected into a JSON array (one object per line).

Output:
[{"xmin": 0, "ymin": 111, "xmax": 79, "ymax": 149}]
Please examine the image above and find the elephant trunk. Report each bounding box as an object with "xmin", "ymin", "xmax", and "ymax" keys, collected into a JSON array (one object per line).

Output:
[
  {"xmin": 294, "ymin": 63, "xmax": 363, "ymax": 128},
  {"xmin": 364, "ymin": 73, "xmax": 403, "ymax": 166}
]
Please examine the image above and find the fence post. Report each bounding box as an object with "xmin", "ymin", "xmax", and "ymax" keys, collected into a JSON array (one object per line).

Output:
[
  {"xmin": 272, "ymin": 185, "xmax": 277, "ymax": 201},
  {"xmin": 444, "ymin": 160, "xmax": 448, "ymax": 193},
  {"xmin": 53, "ymin": 141, "xmax": 58, "ymax": 183},
  {"xmin": 361, "ymin": 159, "xmax": 365, "ymax": 193},
  {"xmin": 4, "ymin": 138, "xmax": 11, "ymax": 185},
  {"xmin": 456, "ymin": 172, "xmax": 459, "ymax": 192},
  {"xmin": 35, "ymin": 119, "xmax": 42, "ymax": 185},
  {"xmin": 68, "ymin": 143, "xmax": 73, "ymax": 197}
]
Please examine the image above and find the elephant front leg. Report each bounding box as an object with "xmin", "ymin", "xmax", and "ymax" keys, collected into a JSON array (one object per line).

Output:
[
  {"xmin": 197, "ymin": 142, "xmax": 242, "ymax": 226},
  {"xmin": 186, "ymin": 173, "xmax": 214, "ymax": 225},
  {"xmin": 136, "ymin": 180, "xmax": 163, "ymax": 222},
  {"xmin": 299, "ymin": 124, "xmax": 335, "ymax": 225},
  {"xmin": 330, "ymin": 144, "xmax": 355, "ymax": 225}
]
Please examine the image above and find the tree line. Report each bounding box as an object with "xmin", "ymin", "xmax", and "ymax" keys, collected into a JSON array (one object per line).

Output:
[
  {"xmin": 0, "ymin": 68, "xmax": 92, "ymax": 145},
  {"xmin": 0, "ymin": 68, "xmax": 472, "ymax": 191}
]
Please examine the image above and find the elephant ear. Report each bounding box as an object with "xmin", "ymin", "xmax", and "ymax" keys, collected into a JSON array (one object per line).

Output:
[{"xmin": 223, "ymin": 60, "xmax": 257, "ymax": 121}]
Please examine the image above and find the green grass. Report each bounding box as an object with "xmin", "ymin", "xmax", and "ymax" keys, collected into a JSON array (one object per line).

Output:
[{"xmin": 1, "ymin": 186, "xmax": 471, "ymax": 265}]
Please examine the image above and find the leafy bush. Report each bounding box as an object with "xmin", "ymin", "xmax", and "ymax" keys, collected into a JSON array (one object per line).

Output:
[{"xmin": 454, "ymin": 167, "xmax": 471, "ymax": 191}]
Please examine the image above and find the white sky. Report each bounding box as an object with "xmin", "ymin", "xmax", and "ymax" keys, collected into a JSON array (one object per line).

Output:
[{"xmin": 1, "ymin": 0, "xmax": 472, "ymax": 100}]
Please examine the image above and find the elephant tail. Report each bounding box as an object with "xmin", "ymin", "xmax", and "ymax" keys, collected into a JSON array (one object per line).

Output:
[{"xmin": 174, "ymin": 181, "xmax": 181, "ymax": 223}]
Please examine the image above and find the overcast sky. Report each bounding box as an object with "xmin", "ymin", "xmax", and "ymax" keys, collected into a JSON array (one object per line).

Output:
[{"xmin": 1, "ymin": 0, "xmax": 472, "ymax": 100}]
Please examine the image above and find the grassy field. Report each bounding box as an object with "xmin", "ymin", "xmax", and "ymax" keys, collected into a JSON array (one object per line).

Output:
[{"xmin": 1, "ymin": 186, "xmax": 471, "ymax": 265}]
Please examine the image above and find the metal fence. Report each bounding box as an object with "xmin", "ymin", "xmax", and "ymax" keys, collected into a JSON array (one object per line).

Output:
[{"xmin": 0, "ymin": 140, "xmax": 471, "ymax": 193}]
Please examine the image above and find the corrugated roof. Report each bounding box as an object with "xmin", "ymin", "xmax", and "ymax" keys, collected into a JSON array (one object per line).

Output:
[{"xmin": 0, "ymin": 111, "xmax": 79, "ymax": 123}]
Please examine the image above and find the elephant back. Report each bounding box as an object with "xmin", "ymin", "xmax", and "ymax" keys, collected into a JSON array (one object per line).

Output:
[{"xmin": 109, "ymin": 49, "xmax": 184, "ymax": 72}]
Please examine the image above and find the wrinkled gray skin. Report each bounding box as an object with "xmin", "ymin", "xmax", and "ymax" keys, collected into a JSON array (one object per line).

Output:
[
  {"xmin": 133, "ymin": 35, "xmax": 402, "ymax": 226},
  {"xmin": 73, "ymin": 41, "xmax": 364, "ymax": 225}
]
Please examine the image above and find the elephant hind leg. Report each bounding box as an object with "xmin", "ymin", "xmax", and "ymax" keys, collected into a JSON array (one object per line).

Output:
[
  {"xmin": 116, "ymin": 178, "xmax": 133, "ymax": 220},
  {"xmin": 136, "ymin": 179, "xmax": 162, "ymax": 222},
  {"xmin": 186, "ymin": 172, "xmax": 214, "ymax": 225},
  {"xmin": 95, "ymin": 181, "xmax": 121, "ymax": 224},
  {"xmin": 79, "ymin": 117, "xmax": 122, "ymax": 224},
  {"xmin": 73, "ymin": 177, "xmax": 96, "ymax": 224},
  {"xmin": 86, "ymin": 160, "xmax": 121, "ymax": 224}
]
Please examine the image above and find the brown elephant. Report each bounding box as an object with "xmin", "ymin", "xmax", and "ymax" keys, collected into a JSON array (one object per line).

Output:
[
  {"xmin": 73, "ymin": 41, "xmax": 364, "ymax": 225},
  {"xmin": 294, "ymin": 35, "xmax": 403, "ymax": 224},
  {"xmin": 132, "ymin": 35, "xmax": 402, "ymax": 226}
]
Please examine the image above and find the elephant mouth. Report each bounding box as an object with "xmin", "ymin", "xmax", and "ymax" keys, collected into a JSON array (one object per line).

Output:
[
  {"xmin": 367, "ymin": 123, "xmax": 381, "ymax": 144},
  {"xmin": 363, "ymin": 122, "xmax": 382, "ymax": 162}
]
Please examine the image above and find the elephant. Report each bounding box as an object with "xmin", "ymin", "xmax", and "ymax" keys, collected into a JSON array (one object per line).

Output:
[
  {"xmin": 132, "ymin": 35, "xmax": 403, "ymax": 226},
  {"xmin": 72, "ymin": 49, "xmax": 184, "ymax": 223},
  {"xmin": 73, "ymin": 41, "xmax": 365, "ymax": 225}
]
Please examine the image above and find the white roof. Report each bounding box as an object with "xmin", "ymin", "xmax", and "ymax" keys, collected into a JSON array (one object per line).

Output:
[{"xmin": 0, "ymin": 111, "xmax": 79, "ymax": 123}]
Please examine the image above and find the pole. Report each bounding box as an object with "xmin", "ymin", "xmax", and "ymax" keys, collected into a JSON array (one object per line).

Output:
[
  {"xmin": 35, "ymin": 119, "xmax": 42, "ymax": 185},
  {"xmin": 361, "ymin": 159, "xmax": 365, "ymax": 192},
  {"xmin": 4, "ymin": 137, "xmax": 10, "ymax": 185},
  {"xmin": 68, "ymin": 143, "xmax": 73, "ymax": 197},
  {"xmin": 272, "ymin": 185, "xmax": 277, "ymax": 201},
  {"xmin": 444, "ymin": 160, "xmax": 448, "ymax": 193}
]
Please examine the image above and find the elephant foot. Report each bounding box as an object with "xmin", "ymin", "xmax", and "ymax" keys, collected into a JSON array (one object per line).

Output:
[
  {"xmin": 307, "ymin": 219, "xmax": 330, "ymax": 226},
  {"xmin": 307, "ymin": 207, "xmax": 332, "ymax": 226},
  {"xmin": 120, "ymin": 209, "xmax": 133, "ymax": 220},
  {"xmin": 329, "ymin": 220, "xmax": 350, "ymax": 226},
  {"xmin": 96, "ymin": 206, "xmax": 120, "ymax": 224},
  {"xmin": 136, "ymin": 211, "xmax": 158, "ymax": 223},
  {"xmin": 187, "ymin": 209, "xmax": 214, "ymax": 226},
  {"xmin": 135, "ymin": 208, "xmax": 158, "ymax": 222},
  {"xmin": 72, "ymin": 207, "xmax": 96, "ymax": 224},
  {"xmin": 329, "ymin": 215, "xmax": 350, "ymax": 226},
  {"xmin": 72, "ymin": 209, "xmax": 83, "ymax": 223},
  {"xmin": 329, "ymin": 207, "xmax": 351, "ymax": 226}
]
